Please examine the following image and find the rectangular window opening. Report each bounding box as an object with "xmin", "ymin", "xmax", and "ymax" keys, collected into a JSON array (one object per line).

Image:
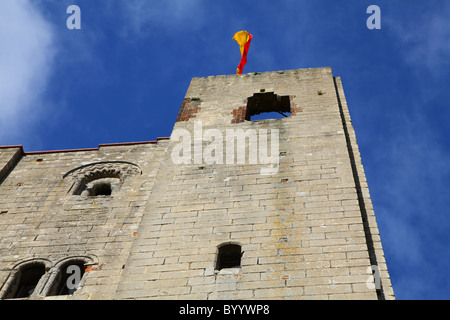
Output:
[
  {"xmin": 216, "ymin": 244, "xmax": 241, "ymax": 271},
  {"xmin": 247, "ymin": 92, "xmax": 291, "ymax": 121}
]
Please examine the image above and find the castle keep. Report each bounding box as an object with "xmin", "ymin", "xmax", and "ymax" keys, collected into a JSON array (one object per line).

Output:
[{"xmin": 0, "ymin": 67, "xmax": 394, "ymax": 299}]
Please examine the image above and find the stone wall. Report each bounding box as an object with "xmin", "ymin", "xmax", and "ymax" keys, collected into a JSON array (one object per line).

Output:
[{"xmin": 0, "ymin": 141, "xmax": 169, "ymax": 299}]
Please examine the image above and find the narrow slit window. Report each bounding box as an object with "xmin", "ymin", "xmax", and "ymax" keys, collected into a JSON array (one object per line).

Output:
[{"xmin": 216, "ymin": 244, "xmax": 241, "ymax": 270}]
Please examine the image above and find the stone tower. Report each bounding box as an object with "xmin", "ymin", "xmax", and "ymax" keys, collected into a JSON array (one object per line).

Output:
[{"xmin": 0, "ymin": 67, "xmax": 394, "ymax": 300}]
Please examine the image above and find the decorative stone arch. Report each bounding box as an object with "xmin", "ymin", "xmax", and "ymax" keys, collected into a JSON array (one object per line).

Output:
[
  {"xmin": 63, "ymin": 161, "xmax": 142, "ymax": 196},
  {"xmin": 0, "ymin": 258, "xmax": 53, "ymax": 299}
]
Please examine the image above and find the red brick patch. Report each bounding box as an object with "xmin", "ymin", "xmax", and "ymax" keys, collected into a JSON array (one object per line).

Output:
[
  {"xmin": 231, "ymin": 106, "xmax": 248, "ymax": 123},
  {"xmin": 176, "ymin": 98, "xmax": 202, "ymax": 122}
]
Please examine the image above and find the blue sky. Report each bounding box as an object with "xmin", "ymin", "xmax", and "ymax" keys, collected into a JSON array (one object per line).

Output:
[{"xmin": 1, "ymin": 0, "xmax": 450, "ymax": 299}]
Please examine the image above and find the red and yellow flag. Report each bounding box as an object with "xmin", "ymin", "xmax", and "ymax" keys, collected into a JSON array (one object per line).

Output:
[{"xmin": 233, "ymin": 30, "xmax": 253, "ymax": 75}]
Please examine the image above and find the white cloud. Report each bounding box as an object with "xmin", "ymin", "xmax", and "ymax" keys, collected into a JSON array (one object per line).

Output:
[
  {"xmin": 111, "ymin": 0, "xmax": 206, "ymax": 38},
  {"xmin": 386, "ymin": 5, "xmax": 450, "ymax": 75},
  {"xmin": 0, "ymin": 0, "xmax": 56, "ymax": 146}
]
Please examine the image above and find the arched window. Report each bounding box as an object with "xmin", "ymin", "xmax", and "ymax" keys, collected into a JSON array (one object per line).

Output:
[
  {"xmin": 81, "ymin": 177, "xmax": 117, "ymax": 196},
  {"xmin": 47, "ymin": 259, "xmax": 87, "ymax": 296},
  {"xmin": 64, "ymin": 162, "xmax": 141, "ymax": 196},
  {"xmin": 216, "ymin": 243, "xmax": 242, "ymax": 271},
  {"xmin": 0, "ymin": 260, "xmax": 49, "ymax": 299},
  {"xmin": 90, "ymin": 181, "xmax": 112, "ymax": 196},
  {"xmin": 78, "ymin": 177, "xmax": 119, "ymax": 197},
  {"xmin": 13, "ymin": 263, "xmax": 46, "ymax": 298}
]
